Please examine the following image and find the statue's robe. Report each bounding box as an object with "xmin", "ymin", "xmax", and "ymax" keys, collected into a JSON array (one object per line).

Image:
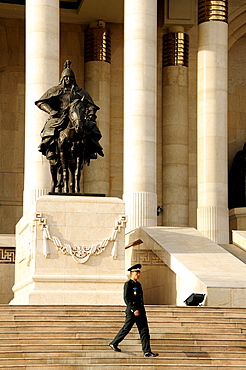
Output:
[{"xmin": 35, "ymin": 85, "xmax": 103, "ymax": 162}]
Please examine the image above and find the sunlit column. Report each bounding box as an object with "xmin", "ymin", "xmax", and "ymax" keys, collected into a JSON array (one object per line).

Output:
[
  {"xmin": 24, "ymin": 0, "xmax": 59, "ymax": 211},
  {"xmin": 197, "ymin": 0, "xmax": 229, "ymax": 243},
  {"xmin": 123, "ymin": 0, "xmax": 157, "ymax": 231}
]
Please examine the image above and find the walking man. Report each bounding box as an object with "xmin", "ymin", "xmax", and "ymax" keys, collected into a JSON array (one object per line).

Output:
[{"xmin": 109, "ymin": 264, "xmax": 159, "ymax": 357}]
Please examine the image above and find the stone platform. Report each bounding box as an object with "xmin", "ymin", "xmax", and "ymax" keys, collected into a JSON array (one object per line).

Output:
[
  {"xmin": 126, "ymin": 226, "xmax": 246, "ymax": 307},
  {"xmin": 11, "ymin": 196, "xmax": 127, "ymax": 305}
]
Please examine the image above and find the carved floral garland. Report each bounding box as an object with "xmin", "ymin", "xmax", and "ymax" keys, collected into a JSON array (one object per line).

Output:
[{"xmin": 34, "ymin": 213, "xmax": 127, "ymax": 264}]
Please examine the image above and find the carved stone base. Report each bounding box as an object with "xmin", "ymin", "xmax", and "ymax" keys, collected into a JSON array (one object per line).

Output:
[
  {"xmin": 229, "ymin": 207, "xmax": 246, "ymax": 243},
  {"xmin": 11, "ymin": 196, "xmax": 126, "ymax": 305}
]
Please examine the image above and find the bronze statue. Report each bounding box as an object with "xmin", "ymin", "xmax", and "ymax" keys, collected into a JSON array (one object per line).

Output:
[
  {"xmin": 228, "ymin": 142, "xmax": 246, "ymax": 209},
  {"xmin": 35, "ymin": 60, "xmax": 104, "ymax": 193}
]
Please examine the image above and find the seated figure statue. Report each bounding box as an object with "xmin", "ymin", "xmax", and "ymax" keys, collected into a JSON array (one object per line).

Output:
[
  {"xmin": 35, "ymin": 60, "xmax": 104, "ymax": 193},
  {"xmin": 35, "ymin": 60, "xmax": 104, "ymax": 164}
]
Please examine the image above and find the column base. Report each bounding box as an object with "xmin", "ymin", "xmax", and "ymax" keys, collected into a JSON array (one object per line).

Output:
[
  {"xmin": 123, "ymin": 191, "xmax": 157, "ymax": 232},
  {"xmin": 23, "ymin": 187, "xmax": 50, "ymax": 213},
  {"xmin": 197, "ymin": 206, "xmax": 229, "ymax": 244}
]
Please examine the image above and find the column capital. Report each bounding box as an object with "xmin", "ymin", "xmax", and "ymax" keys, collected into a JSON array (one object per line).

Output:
[
  {"xmin": 198, "ymin": 0, "xmax": 228, "ymax": 24},
  {"xmin": 163, "ymin": 32, "xmax": 189, "ymax": 67},
  {"xmin": 85, "ymin": 26, "xmax": 111, "ymax": 64}
]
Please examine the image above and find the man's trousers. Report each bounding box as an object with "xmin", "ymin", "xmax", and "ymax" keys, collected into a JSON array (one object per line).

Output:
[{"xmin": 111, "ymin": 310, "xmax": 151, "ymax": 353}]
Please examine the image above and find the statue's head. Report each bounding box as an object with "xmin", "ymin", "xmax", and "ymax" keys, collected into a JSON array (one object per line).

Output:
[{"xmin": 59, "ymin": 60, "xmax": 77, "ymax": 86}]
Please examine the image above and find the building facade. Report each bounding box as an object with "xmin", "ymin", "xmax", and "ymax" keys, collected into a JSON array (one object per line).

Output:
[{"xmin": 0, "ymin": 0, "xmax": 246, "ymax": 245}]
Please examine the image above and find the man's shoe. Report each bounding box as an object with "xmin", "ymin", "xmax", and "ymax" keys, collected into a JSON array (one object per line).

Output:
[
  {"xmin": 109, "ymin": 343, "xmax": 121, "ymax": 352},
  {"xmin": 144, "ymin": 352, "xmax": 159, "ymax": 357}
]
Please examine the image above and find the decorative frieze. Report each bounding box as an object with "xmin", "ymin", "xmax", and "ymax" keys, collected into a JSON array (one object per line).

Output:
[
  {"xmin": 0, "ymin": 248, "xmax": 15, "ymax": 264},
  {"xmin": 163, "ymin": 32, "xmax": 189, "ymax": 67},
  {"xmin": 131, "ymin": 250, "xmax": 164, "ymax": 266},
  {"xmin": 35, "ymin": 213, "xmax": 127, "ymax": 264},
  {"xmin": 198, "ymin": 0, "xmax": 228, "ymax": 24}
]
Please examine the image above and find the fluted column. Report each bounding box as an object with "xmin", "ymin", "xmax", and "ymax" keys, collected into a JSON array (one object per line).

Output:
[
  {"xmin": 162, "ymin": 27, "xmax": 189, "ymax": 226},
  {"xmin": 197, "ymin": 0, "xmax": 229, "ymax": 243},
  {"xmin": 24, "ymin": 0, "xmax": 59, "ymax": 212},
  {"xmin": 123, "ymin": 0, "xmax": 157, "ymax": 232},
  {"xmin": 83, "ymin": 21, "xmax": 111, "ymax": 195}
]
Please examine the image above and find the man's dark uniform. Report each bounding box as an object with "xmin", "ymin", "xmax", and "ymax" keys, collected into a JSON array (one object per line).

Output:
[{"xmin": 109, "ymin": 264, "xmax": 158, "ymax": 356}]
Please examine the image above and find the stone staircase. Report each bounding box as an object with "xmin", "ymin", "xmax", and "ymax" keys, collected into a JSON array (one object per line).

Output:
[{"xmin": 0, "ymin": 305, "xmax": 245, "ymax": 369}]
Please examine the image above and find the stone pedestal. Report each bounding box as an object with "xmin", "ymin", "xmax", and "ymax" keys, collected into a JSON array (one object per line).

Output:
[
  {"xmin": 229, "ymin": 207, "xmax": 246, "ymax": 243},
  {"xmin": 11, "ymin": 196, "xmax": 127, "ymax": 305}
]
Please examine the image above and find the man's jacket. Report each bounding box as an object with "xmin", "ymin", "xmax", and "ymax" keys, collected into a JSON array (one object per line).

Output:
[{"xmin": 123, "ymin": 279, "xmax": 146, "ymax": 314}]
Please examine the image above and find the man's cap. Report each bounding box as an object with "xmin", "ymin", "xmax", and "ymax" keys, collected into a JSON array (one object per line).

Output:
[{"xmin": 128, "ymin": 264, "xmax": 142, "ymax": 272}]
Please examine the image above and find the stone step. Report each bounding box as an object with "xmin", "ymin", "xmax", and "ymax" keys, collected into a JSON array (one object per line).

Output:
[
  {"xmin": 1, "ymin": 308, "xmax": 245, "ymax": 315},
  {"xmin": 5, "ymin": 311, "xmax": 246, "ymax": 317},
  {"xmin": 0, "ymin": 332, "xmax": 245, "ymax": 341},
  {"xmin": 1, "ymin": 304, "xmax": 245, "ymax": 310},
  {"xmin": 0, "ymin": 307, "xmax": 245, "ymax": 318},
  {"xmin": 0, "ymin": 305, "xmax": 245, "ymax": 368},
  {"xmin": 0, "ymin": 366, "xmax": 245, "ymax": 370},
  {"xmin": 2, "ymin": 317, "xmax": 246, "ymax": 326},
  {"xmin": 0, "ymin": 356, "xmax": 245, "ymax": 366},
  {"xmin": 0, "ymin": 316, "xmax": 245, "ymax": 328},
  {"xmin": 0, "ymin": 339, "xmax": 245, "ymax": 348},
  {"xmin": 0, "ymin": 325, "xmax": 241, "ymax": 336},
  {"xmin": 1, "ymin": 308, "xmax": 245, "ymax": 316},
  {"xmin": 0, "ymin": 324, "xmax": 244, "ymax": 335},
  {"xmin": 0, "ymin": 349, "xmax": 245, "ymax": 359},
  {"xmin": 0, "ymin": 343, "xmax": 244, "ymax": 352},
  {"xmin": 13, "ymin": 309, "xmax": 246, "ymax": 315},
  {"xmin": 0, "ymin": 364, "xmax": 246, "ymax": 370}
]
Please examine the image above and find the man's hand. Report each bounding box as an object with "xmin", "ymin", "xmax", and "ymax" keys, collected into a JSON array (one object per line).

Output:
[{"xmin": 134, "ymin": 310, "xmax": 140, "ymax": 316}]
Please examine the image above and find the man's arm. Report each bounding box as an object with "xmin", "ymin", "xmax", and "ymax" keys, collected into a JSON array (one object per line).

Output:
[
  {"xmin": 123, "ymin": 281, "xmax": 141, "ymax": 316},
  {"xmin": 123, "ymin": 281, "xmax": 134, "ymax": 311},
  {"xmin": 36, "ymin": 102, "xmax": 58, "ymax": 117}
]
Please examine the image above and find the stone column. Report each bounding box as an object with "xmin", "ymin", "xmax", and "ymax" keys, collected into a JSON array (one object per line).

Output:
[
  {"xmin": 197, "ymin": 0, "xmax": 229, "ymax": 244},
  {"xmin": 162, "ymin": 27, "xmax": 189, "ymax": 226},
  {"xmin": 24, "ymin": 0, "xmax": 59, "ymax": 212},
  {"xmin": 123, "ymin": 0, "xmax": 157, "ymax": 232},
  {"xmin": 83, "ymin": 21, "xmax": 111, "ymax": 195}
]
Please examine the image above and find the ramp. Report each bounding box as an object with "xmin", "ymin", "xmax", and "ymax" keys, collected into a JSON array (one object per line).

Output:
[{"xmin": 126, "ymin": 227, "xmax": 246, "ymax": 307}]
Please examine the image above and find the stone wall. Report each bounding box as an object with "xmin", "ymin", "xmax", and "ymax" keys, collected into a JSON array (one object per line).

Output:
[
  {"xmin": 0, "ymin": 18, "xmax": 25, "ymax": 234},
  {"xmin": 0, "ymin": 235, "xmax": 15, "ymax": 303}
]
